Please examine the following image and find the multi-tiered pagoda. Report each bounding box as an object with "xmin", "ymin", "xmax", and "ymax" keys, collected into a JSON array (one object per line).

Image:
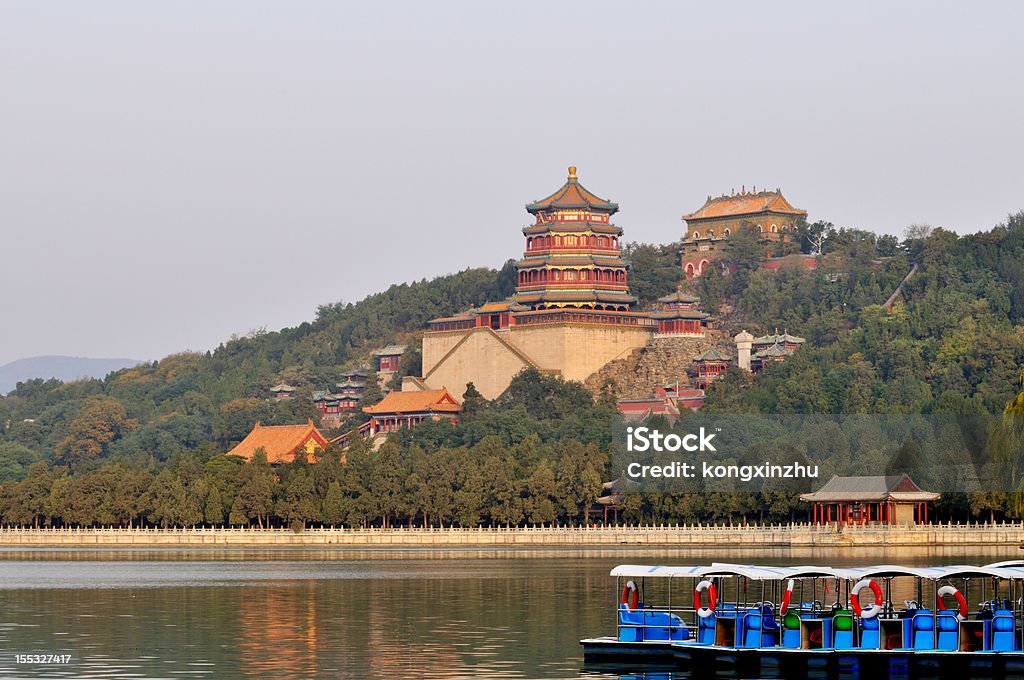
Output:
[
  {"xmin": 513, "ymin": 166, "xmax": 636, "ymax": 311},
  {"xmin": 420, "ymin": 167, "xmax": 665, "ymax": 398}
]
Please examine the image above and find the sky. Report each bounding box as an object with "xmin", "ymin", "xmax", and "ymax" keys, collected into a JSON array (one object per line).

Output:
[{"xmin": 1, "ymin": 2, "xmax": 1022, "ymax": 366}]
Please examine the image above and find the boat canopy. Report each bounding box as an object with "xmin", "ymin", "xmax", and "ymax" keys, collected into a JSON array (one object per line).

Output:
[
  {"xmin": 610, "ymin": 563, "xmax": 1024, "ymax": 581},
  {"xmin": 609, "ymin": 565, "xmax": 707, "ymax": 578}
]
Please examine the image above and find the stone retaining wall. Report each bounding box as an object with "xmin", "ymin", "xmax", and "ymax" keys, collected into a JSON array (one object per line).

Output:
[{"xmin": 0, "ymin": 524, "xmax": 1019, "ymax": 548}]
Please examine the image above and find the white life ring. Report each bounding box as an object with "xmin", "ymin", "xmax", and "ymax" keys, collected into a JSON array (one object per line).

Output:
[
  {"xmin": 936, "ymin": 585, "xmax": 968, "ymax": 620},
  {"xmin": 694, "ymin": 579, "xmax": 718, "ymax": 618},
  {"xmin": 851, "ymin": 579, "xmax": 883, "ymax": 619},
  {"xmin": 780, "ymin": 579, "xmax": 795, "ymax": 616}
]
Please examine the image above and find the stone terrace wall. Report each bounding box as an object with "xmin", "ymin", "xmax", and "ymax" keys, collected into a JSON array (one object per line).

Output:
[
  {"xmin": 0, "ymin": 524, "xmax": 1020, "ymax": 548},
  {"xmin": 584, "ymin": 332, "xmax": 732, "ymax": 399}
]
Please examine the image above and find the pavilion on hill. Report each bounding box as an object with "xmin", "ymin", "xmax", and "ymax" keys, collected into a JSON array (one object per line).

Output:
[
  {"xmin": 680, "ymin": 188, "xmax": 807, "ymax": 278},
  {"xmin": 226, "ymin": 419, "xmax": 329, "ymax": 465},
  {"xmin": 800, "ymin": 474, "xmax": 940, "ymax": 525},
  {"xmin": 361, "ymin": 387, "xmax": 461, "ymax": 436}
]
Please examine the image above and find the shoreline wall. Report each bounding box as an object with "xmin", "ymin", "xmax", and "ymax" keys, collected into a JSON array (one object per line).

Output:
[{"xmin": 0, "ymin": 524, "xmax": 1021, "ymax": 548}]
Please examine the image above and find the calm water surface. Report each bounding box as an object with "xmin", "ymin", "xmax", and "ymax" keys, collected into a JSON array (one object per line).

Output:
[{"xmin": 0, "ymin": 546, "xmax": 1013, "ymax": 679}]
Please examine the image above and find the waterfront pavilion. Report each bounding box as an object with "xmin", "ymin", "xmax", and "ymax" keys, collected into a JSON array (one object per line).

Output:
[{"xmin": 800, "ymin": 474, "xmax": 939, "ymax": 526}]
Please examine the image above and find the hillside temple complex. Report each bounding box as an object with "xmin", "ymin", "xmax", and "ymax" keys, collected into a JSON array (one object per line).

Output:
[
  {"xmin": 249, "ymin": 167, "xmax": 809, "ymax": 448},
  {"xmin": 413, "ymin": 167, "xmax": 711, "ymax": 400}
]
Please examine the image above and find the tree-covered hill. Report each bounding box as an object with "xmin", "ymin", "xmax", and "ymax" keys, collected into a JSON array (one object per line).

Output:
[
  {"xmin": 1, "ymin": 211, "xmax": 1023, "ymax": 526},
  {"xmin": 0, "ymin": 263, "xmax": 517, "ymax": 477}
]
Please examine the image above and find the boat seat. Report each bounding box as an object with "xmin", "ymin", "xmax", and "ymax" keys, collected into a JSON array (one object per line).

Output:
[
  {"xmin": 641, "ymin": 611, "xmax": 689, "ymax": 642},
  {"xmin": 741, "ymin": 604, "xmax": 779, "ymax": 648},
  {"xmin": 697, "ymin": 613, "xmax": 716, "ymax": 645},
  {"xmin": 832, "ymin": 610, "xmax": 855, "ymax": 650},
  {"xmin": 618, "ymin": 604, "xmax": 645, "ymax": 642},
  {"xmin": 935, "ymin": 612, "xmax": 958, "ymax": 651},
  {"xmin": 911, "ymin": 610, "xmax": 935, "ymax": 650},
  {"xmin": 991, "ymin": 610, "xmax": 1017, "ymax": 651},
  {"xmin": 859, "ymin": 616, "xmax": 879, "ymax": 649},
  {"xmin": 781, "ymin": 612, "xmax": 801, "ymax": 648}
]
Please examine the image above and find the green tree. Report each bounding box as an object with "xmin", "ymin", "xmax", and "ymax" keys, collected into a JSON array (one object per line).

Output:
[
  {"xmin": 322, "ymin": 480, "xmax": 345, "ymax": 527},
  {"xmin": 236, "ymin": 449, "xmax": 277, "ymax": 528}
]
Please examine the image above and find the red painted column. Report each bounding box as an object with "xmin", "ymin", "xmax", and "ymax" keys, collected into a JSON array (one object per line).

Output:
[{"xmin": 924, "ymin": 503, "xmax": 928, "ymax": 524}]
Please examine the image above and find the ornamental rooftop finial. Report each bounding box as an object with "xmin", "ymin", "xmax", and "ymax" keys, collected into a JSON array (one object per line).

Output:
[{"xmin": 568, "ymin": 165, "xmax": 577, "ymax": 180}]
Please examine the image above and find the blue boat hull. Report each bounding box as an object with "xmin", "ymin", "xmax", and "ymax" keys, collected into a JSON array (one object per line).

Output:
[{"xmin": 580, "ymin": 638, "xmax": 1024, "ymax": 679}]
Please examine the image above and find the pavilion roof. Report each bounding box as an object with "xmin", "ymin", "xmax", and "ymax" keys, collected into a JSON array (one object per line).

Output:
[
  {"xmin": 754, "ymin": 342, "xmax": 792, "ymax": 358},
  {"xmin": 374, "ymin": 344, "xmax": 407, "ymax": 356},
  {"xmin": 226, "ymin": 420, "xmax": 328, "ymax": 464},
  {"xmin": 270, "ymin": 383, "xmax": 296, "ymax": 392},
  {"xmin": 754, "ymin": 329, "xmax": 805, "ymax": 345},
  {"xmin": 682, "ymin": 189, "xmax": 807, "ymax": 222},
  {"xmin": 800, "ymin": 474, "xmax": 940, "ymax": 503},
  {"xmin": 693, "ymin": 347, "xmax": 732, "ymax": 362},
  {"xmin": 526, "ymin": 167, "xmax": 618, "ymax": 215},
  {"xmin": 362, "ymin": 388, "xmax": 462, "ymax": 415},
  {"xmin": 657, "ymin": 290, "xmax": 701, "ymax": 305}
]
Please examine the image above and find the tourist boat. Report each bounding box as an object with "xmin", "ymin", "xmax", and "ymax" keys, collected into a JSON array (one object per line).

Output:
[{"xmin": 581, "ymin": 561, "xmax": 1024, "ymax": 678}]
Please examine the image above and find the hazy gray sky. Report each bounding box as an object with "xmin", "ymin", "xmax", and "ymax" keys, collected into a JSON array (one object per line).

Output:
[{"xmin": 1, "ymin": 2, "xmax": 1022, "ymax": 366}]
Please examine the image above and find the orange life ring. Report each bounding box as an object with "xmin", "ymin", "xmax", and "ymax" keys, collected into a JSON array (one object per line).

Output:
[
  {"xmin": 936, "ymin": 585, "xmax": 968, "ymax": 620},
  {"xmin": 780, "ymin": 579, "xmax": 795, "ymax": 616},
  {"xmin": 694, "ymin": 579, "xmax": 718, "ymax": 618},
  {"xmin": 851, "ymin": 579, "xmax": 883, "ymax": 618},
  {"xmin": 621, "ymin": 580, "xmax": 639, "ymax": 610}
]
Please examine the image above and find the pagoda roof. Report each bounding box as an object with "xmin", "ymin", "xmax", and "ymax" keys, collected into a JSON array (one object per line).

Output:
[
  {"xmin": 517, "ymin": 255, "xmax": 629, "ymax": 268},
  {"xmin": 753, "ymin": 330, "xmax": 805, "ymax": 345},
  {"xmin": 523, "ymin": 223, "xmax": 622, "ymax": 236},
  {"xmin": 800, "ymin": 474, "xmax": 939, "ymax": 503},
  {"xmin": 513, "ymin": 290, "xmax": 637, "ymax": 304},
  {"xmin": 651, "ymin": 309, "xmax": 709, "ymax": 320},
  {"xmin": 226, "ymin": 420, "xmax": 328, "ymax": 464},
  {"xmin": 755, "ymin": 342, "xmax": 791, "ymax": 358},
  {"xmin": 658, "ymin": 290, "xmax": 701, "ymax": 305},
  {"xmin": 682, "ymin": 189, "xmax": 807, "ymax": 222},
  {"xmin": 526, "ymin": 167, "xmax": 619, "ymax": 215},
  {"xmin": 693, "ymin": 347, "xmax": 733, "ymax": 362},
  {"xmin": 363, "ymin": 388, "xmax": 461, "ymax": 415}
]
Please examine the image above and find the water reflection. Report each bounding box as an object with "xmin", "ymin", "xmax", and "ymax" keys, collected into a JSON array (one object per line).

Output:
[{"xmin": 0, "ymin": 548, "xmax": 1013, "ymax": 678}]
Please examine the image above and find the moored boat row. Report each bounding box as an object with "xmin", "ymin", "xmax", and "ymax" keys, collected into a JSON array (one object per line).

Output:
[{"xmin": 581, "ymin": 560, "xmax": 1024, "ymax": 678}]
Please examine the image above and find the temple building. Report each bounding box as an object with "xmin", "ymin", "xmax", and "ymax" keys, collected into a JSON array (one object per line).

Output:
[
  {"xmin": 419, "ymin": 167, "xmax": 660, "ymax": 399},
  {"xmin": 617, "ymin": 383, "xmax": 705, "ymax": 422},
  {"xmin": 651, "ymin": 290, "xmax": 709, "ymax": 337},
  {"xmin": 680, "ymin": 188, "xmax": 807, "ymax": 277},
  {"xmin": 270, "ymin": 383, "xmax": 296, "ymax": 400},
  {"xmin": 801, "ymin": 474, "xmax": 940, "ymax": 526},
  {"xmin": 361, "ymin": 388, "xmax": 461, "ymax": 436},
  {"xmin": 733, "ymin": 329, "xmax": 805, "ymax": 373},
  {"xmin": 226, "ymin": 419, "xmax": 329, "ymax": 464},
  {"xmin": 375, "ymin": 345, "xmax": 407, "ymax": 375},
  {"xmin": 692, "ymin": 347, "xmax": 733, "ymax": 389}
]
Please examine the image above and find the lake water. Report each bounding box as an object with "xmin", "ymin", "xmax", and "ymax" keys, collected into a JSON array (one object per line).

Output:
[{"xmin": 0, "ymin": 546, "xmax": 1013, "ymax": 679}]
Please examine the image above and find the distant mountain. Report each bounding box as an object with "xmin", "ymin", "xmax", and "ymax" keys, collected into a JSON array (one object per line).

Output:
[{"xmin": 0, "ymin": 355, "xmax": 144, "ymax": 395}]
